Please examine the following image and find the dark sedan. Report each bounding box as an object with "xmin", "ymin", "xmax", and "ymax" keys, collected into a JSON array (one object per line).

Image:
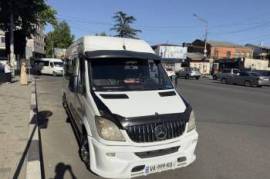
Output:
[{"xmin": 221, "ymin": 71, "xmax": 269, "ymax": 87}]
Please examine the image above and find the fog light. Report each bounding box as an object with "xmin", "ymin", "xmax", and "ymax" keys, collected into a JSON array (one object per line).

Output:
[
  {"xmin": 131, "ymin": 165, "xmax": 145, "ymax": 172},
  {"xmin": 177, "ymin": 157, "xmax": 186, "ymax": 163},
  {"xmin": 106, "ymin": 152, "xmax": 116, "ymax": 157}
]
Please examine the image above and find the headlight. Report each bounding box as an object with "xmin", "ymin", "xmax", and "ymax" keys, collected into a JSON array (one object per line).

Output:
[
  {"xmin": 95, "ymin": 116, "xmax": 125, "ymax": 141},
  {"xmin": 187, "ymin": 111, "xmax": 196, "ymax": 132}
]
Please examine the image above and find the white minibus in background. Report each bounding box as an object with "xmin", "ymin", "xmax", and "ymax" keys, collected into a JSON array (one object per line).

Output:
[{"xmin": 34, "ymin": 58, "xmax": 64, "ymax": 76}]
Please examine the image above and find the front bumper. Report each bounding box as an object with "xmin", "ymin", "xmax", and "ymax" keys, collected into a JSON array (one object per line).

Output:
[
  {"xmin": 54, "ymin": 70, "xmax": 64, "ymax": 75},
  {"xmin": 88, "ymin": 130, "xmax": 198, "ymax": 178},
  {"xmin": 258, "ymin": 79, "xmax": 270, "ymax": 86}
]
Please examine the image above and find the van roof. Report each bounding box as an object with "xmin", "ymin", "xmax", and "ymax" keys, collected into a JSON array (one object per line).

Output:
[{"xmin": 66, "ymin": 36, "xmax": 155, "ymax": 59}]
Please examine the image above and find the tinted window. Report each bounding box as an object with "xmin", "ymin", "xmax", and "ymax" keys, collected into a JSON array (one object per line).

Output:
[
  {"xmin": 90, "ymin": 59, "xmax": 173, "ymax": 91},
  {"xmin": 222, "ymin": 69, "xmax": 230, "ymax": 73},
  {"xmin": 54, "ymin": 62, "xmax": 63, "ymax": 67},
  {"xmin": 64, "ymin": 59, "xmax": 75, "ymax": 79},
  {"xmin": 240, "ymin": 72, "xmax": 249, "ymax": 76},
  {"xmin": 233, "ymin": 69, "xmax": 239, "ymax": 74}
]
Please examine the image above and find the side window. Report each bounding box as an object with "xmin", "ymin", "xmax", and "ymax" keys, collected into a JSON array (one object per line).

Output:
[
  {"xmin": 233, "ymin": 69, "xmax": 239, "ymax": 74},
  {"xmin": 240, "ymin": 72, "xmax": 248, "ymax": 76},
  {"xmin": 64, "ymin": 59, "xmax": 75, "ymax": 79},
  {"xmin": 43, "ymin": 61, "xmax": 49, "ymax": 66},
  {"xmin": 149, "ymin": 61, "xmax": 159, "ymax": 83},
  {"xmin": 78, "ymin": 58, "xmax": 86, "ymax": 94}
]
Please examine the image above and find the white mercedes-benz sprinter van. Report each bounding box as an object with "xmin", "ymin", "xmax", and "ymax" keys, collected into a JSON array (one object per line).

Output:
[
  {"xmin": 63, "ymin": 36, "xmax": 198, "ymax": 178},
  {"xmin": 34, "ymin": 58, "xmax": 64, "ymax": 76}
]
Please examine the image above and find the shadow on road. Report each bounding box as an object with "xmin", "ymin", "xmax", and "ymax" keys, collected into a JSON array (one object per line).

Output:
[
  {"xmin": 53, "ymin": 162, "xmax": 77, "ymax": 179},
  {"xmin": 37, "ymin": 110, "xmax": 53, "ymax": 129}
]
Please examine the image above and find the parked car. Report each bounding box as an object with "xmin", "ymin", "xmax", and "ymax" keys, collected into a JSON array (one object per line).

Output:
[
  {"xmin": 213, "ymin": 68, "xmax": 239, "ymax": 80},
  {"xmin": 33, "ymin": 58, "xmax": 64, "ymax": 76},
  {"xmin": 63, "ymin": 36, "xmax": 198, "ymax": 178},
  {"xmin": 176, "ymin": 67, "xmax": 201, "ymax": 80},
  {"xmin": 221, "ymin": 71, "xmax": 269, "ymax": 87},
  {"xmin": 253, "ymin": 70, "xmax": 270, "ymax": 86}
]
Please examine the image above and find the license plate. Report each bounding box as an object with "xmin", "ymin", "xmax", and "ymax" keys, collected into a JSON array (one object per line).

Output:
[{"xmin": 144, "ymin": 161, "xmax": 176, "ymax": 175}]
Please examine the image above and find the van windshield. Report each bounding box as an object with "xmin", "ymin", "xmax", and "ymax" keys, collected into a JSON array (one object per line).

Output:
[
  {"xmin": 54, "ymin": 62, "xmax": 63, "ymax": 67},
  {"xmin": 90, "ymin": 58, "xmax": 173, "ymax": 91}
]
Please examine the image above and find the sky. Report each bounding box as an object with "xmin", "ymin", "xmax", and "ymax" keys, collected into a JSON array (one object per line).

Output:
[{"xmin": 46, "ymin": 0, "xmax": 270, "ymax": 46}]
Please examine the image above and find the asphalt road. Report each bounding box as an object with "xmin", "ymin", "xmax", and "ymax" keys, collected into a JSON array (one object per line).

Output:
[{"xmin": 36, "ymin": 75, "xmax": 270, "ymax": 179}]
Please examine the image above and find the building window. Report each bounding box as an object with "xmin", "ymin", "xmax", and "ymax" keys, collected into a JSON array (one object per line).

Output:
[{"xmin": 226, "ymin": 51, "xmax": 231, "ymax": 59}]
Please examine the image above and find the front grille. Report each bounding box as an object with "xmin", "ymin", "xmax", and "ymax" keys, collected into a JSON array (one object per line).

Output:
[
  {"xmin": 135, "ymin": 146, "xmax": 180, "ymax": 158},
  {"xmin": 125, "ymin": 120, "xmax": 186, "ymax": 143}
]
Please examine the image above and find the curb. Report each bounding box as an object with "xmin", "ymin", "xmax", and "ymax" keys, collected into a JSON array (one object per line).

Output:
[{"xmin": 26, "ymin": 78, "xmax": 42, "ymax": 179}]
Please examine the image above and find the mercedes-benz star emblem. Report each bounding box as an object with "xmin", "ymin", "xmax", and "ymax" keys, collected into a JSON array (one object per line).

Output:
[{"xmin": 154, "ymin": 125, "xmax": 167, "ymax": 140}]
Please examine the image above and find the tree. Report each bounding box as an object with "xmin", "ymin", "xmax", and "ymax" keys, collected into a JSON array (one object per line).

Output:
[
  {"xmin": 111, "ymin": 11, "xmax": 141, "ymax": 39},
  {"xmin": 0, "ymin": 0, "xmax": 57, "ymax": 37},
  {"xmin": 45, "ymin": 21, "xmax": 74, "ymax": 57},
  {"xmin": 0, "ymin": 0, "xmax": 56, "ymax": 75}
]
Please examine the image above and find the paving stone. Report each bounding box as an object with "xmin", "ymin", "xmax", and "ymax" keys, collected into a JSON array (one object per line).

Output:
[
  {"xmin": 0, "ymin": 80, "xmax": 30, "ymax": 179},
  {"xmin": 0, "ymin": 168, "xmax": 11, "ymax": 178}
]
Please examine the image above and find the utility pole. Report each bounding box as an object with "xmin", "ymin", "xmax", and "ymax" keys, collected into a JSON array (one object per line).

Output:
[
  {"xmin": 9, "ymin": 1, "xmax": 16, "ymax": 77},
  {"xmin": 193, "ymin": 14, "xmax": 208, "ymax": 58}
]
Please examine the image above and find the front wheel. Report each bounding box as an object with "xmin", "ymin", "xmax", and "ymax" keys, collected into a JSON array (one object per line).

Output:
[
  {"xmin": 244, "ymin": 81, "xmax": 251, "ymax": 87},
  {"xmin": 221, "ymin": 78, "xmax": 227, "ymax": 84},
  {"xmin": 196, "ymin": 76, "xmax": 200, "ymax": 80}
]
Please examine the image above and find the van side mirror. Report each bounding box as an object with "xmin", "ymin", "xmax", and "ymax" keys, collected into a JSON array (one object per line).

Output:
[{"xmin": 69, "ymin": 75, "xmax": 78, "ymax": 92}]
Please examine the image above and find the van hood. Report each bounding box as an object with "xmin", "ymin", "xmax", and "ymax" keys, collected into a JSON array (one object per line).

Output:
[{"xmin": 94, "ymin": 90, "xmax": 186, "ymax": 118}]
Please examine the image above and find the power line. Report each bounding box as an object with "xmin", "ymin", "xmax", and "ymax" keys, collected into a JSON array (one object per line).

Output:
[{"xmin": 209, "ymin": 21, "xmax": 270, "ymax": 36}]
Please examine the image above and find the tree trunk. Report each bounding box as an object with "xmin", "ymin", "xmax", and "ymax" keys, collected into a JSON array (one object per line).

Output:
[{"xmin": 9, "ymin": 9, "xmax": 16, "ymax": 77}]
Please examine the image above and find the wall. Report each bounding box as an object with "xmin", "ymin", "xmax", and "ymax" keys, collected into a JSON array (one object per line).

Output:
[
  {"xmin": 26, "ymin": 25, "xmax": 45, "ymax": 58},
  {"xmin": 244, "ymin": 58, "xmax": 270, "ymax": 71},
  {"xmin": 162, "ymin": 62, "xmax": 182, "ymax": 72},
  {"xmin": 211, "ymin": 46, "xmax": 253, "ymax": 59},
  {"xmin": 0, "ymin": 31, "xmax": 5, "ymax": 50},
  {"xmin": 155, "ymin": 46, "xmax": 187, "ymax": 59},
  {"xmin": 190, "ymin": 61, "xmax": 210, "ymax": 75}
]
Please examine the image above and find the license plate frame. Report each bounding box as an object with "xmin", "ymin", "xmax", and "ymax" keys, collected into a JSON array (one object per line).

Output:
[{"xmin": 144, "ymin": 160, "xmax": 177, "ymax": 175}]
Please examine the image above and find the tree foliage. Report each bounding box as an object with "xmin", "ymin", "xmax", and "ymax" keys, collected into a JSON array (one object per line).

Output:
[
  {"xmin": 45, "ymin": 21, "xmax": 74, "ymax": 57},
  {"xmin": 0, "ymin": 0, "xmax": 57, "ymax": 37},
  {"xmin": 111, "ymin": 11, "xmax": 141, "ymax": 39}
]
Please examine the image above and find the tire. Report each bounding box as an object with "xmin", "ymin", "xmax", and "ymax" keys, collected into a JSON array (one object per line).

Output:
[
  {"xmin": 80, "ymin": 133, "xmax": 90, "ymax": 170},
  {"xmin": 53, "ymin": 72, "xmax": 57, "ymax": 76},
  {"xmin": 244, "ymin": 81, "xmax": 251, "ymax": 87},
  {"xmin": 213, "ymin": 75, "xmax": 217, "ymax": 80},
  {"xmin": 185, "ymin": 75, "xmax": 190, "ymax": 79},
  {"xmin": 196, "ymin": 76, "xmax": 200, "ymax": 80},
  {"xmin": 221, "ymin": 78, "xmax": 227, "ymax": 84}
]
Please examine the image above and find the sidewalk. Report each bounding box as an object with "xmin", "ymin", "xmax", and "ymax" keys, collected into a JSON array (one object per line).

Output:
[{"xmin": 0, "ymin": 79, "xmax": 31, "ymax": 179}]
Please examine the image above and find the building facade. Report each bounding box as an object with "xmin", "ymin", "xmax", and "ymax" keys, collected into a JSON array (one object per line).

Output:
[
  {"xmin": 25, "ymin": 25, "xmax": 45, "ymax": 59},
  {"xmin": 0, "ymin": 30, "xmax": 6, "ymax": 60},
  {"xmin": 190, "ymin": 39, "xmax": 253, "ymax": 59},
  {"xmin": 152, "ymin": 44, "xmax": 187, "ymax": 72}
]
